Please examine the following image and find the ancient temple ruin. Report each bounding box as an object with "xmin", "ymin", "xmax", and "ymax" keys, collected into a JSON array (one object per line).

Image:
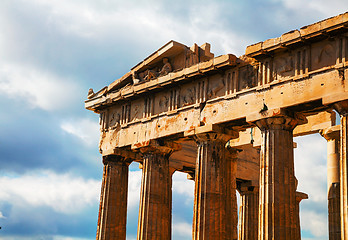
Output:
[{"xmin": 85, "ymin": 12, "xmax": 348, "ymax": 240}]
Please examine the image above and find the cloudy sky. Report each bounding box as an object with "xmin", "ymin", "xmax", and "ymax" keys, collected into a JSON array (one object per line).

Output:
[{"xmin": 0, "ymin": 0, "xmax": 347, "ymax": 239}]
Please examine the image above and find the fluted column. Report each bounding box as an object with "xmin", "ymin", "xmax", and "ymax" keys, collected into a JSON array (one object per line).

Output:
[
  {"xmin": 238, "ymin": 185, "xmax": 259, "ymax": 240},
  {"xmin": 321, "ymin": 126, "xmax": 341, "ymax": 240},
  {"xmin": 96, "ymin": 155, "xmax": 130, "ymax": 240},
  {"xmin": 137, "ymin": 141, "xmax": 178, "ymax": 240},
  {"xmin": 192, "ymin": 132, "xmax": 237, "ymax": 240},
  {"xmin": 255, "ymin": 116, "xmax": 299, "ymax": 240},
  {"xmin": 295, "ymin": 192, "xmax": 308, "ymax": 240},
  {"xmin": 230, "ymin": 149, "xmax": 239, "ymax": 240},
  {"xmin": 334, "ymin": 101, "xmax": 348, "ymax": 240}
]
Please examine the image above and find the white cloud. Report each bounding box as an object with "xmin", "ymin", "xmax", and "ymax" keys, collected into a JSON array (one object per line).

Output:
[
  {"xmin": 0, "ymin": 171, "xmax": 100, "ymax": 214},
  {"xmin": 128, "ymin": 170, "xmax": 142, "ymax": 209},
  {"xmin": 61, "ymin": 118, "xmax": 100, "ymax": 146},
  {"xmin": 280, "ymin": 0, "xmax": 347, "ymax": 17},
  {"xmin": 2, "ymin": 0, "xmax": 249, "ymax": 57},
  {"xmin": 173, "ymin": 221, "xmax": 192, "ymax": 238},
  {"xmin": 301, "ymin": 210, "xmax": 328, "ymax": 237},
  {"xmin": 53, "ymin": 236, "xmax": 92, "ymax": 240},
  {"xmin": 0, "ymin": 236, "xmax": 92, "ymax": 240},
  {"xmin": 172, "ymin": 171, "xmax": 194, "ymax": 206},
  {"xmin": 0, "ymin": 63, "xmax": 80, "ymax": 111},
  {"xmin": 294, "ymin": 134, "xmax": 328, "ymax": 237}
]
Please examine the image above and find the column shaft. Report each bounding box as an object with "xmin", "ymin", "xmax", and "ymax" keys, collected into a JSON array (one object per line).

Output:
[
  {"xmin": 238, "ymin": 187, "xmax": 259, "ymax": 240},
  {"xmin": 137, "ymin": 152, "xmax": 171, "ymax": 240},
  {"xmin": 295, "ymin": 192, "xmax": 308, "ymax": 240},
  {"xmin": 256, "ymin": 117, "xmax": 298, "ymax": 240},
  {"xmin": 340, "ymin": 114, "xmax": 348, "ymax": 239},
  {"xmin": 230, "ymin": 150, "xmax": 238, "ymax": 240},
  {"xmin": 321, "ymin": 126, "xmax": 341, "ymax": 240},
  {"xmin": 96, "ymin": 155, "xmax": 129, "ymax": 240},
  {"xmin": 192, "ymin": 134, "xmax": 237, "ymax": 240}
]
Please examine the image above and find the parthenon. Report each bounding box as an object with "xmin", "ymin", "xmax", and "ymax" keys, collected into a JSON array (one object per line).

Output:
[{"xmin": 86, "ymin": 12, "xmax": 348, "ymax": 240}]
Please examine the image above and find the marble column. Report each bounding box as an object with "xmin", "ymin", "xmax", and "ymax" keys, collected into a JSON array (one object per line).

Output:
[
  {"xmin": 238, "ymin": 186, "xmax": 259, "ymax": 240},
  {"xmin": 137, "ymin": 143, "xmax": 176, "ymax": 240},
  {"xmin": 334, "ymin": 101, "xmax": 348, "ymax": 240},
  {"xmin": 321, "ymin": 126, "xmax": 341, "ymax": 239},
  {"xmin": 255, "ymin": 116, "xmax": 298, "ymax": 240},
  {"xmin": 295, "ymin": 192, "xmax": 308, "ymax": 240},
  {"xmin": 96, "ymin": 155, "xmax": 130, "ymax": 240},
  {"xmin": 192, "ymin": 133, "xmax": 237, "ymax": 240}
]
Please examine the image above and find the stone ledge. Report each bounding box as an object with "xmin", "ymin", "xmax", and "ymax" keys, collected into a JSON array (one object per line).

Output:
[{"xmin": 245, "ymin": 11, "xmax": 348, "ymax": 57}]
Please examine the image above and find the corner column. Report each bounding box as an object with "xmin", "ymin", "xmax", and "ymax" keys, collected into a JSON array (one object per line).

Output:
[
  {"xmin": 238, "ymin": 184, "xmax": 259, "ymax": 240},
  {"xmin": 137, "ymin": 141, "xmax": 178, "ymax": 240},
  {"xmin": 334, "ymin": 101, "xmax": 348, "ymax": 240},
  {"xmin": 320, "ymin": 126, "xmax": 341, "ymax": 239},
  {"xmin": 96, "ymin": 155, "xmax": 130, "ymax": 240},
  {"xmin": 192, "ymin": 132, "xmax": 237, "ymax": 240},
  {"xmin": 255, "ymin": 116, "xmax": 299, "ymax": 240}
]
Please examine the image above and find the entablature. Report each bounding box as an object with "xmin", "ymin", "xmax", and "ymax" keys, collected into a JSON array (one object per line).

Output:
[
  {"xmin": 245, "ymin": 12, "xmax": 348, "ymax": 58},
  {"xmin": 86, "ymin": 12, "xmax": 348, "ymax": 177}
]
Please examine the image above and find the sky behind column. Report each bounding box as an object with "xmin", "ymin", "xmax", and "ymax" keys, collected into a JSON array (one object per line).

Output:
[{"xmin": 0, "ymin": 1, "xmax": 347, "ymax": 239}]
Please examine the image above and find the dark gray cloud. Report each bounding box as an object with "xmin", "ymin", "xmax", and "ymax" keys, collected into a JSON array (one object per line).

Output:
[
  {"xmin": 0, "ymin": 95, "xmax": 101, "ymax": 179},
  {"xmin": 0, "ymin": 0, "xmax": 347, "ymax": 239},
  {"xmin": 0, "ymin": 203, "xmax": 98, "ymax": 238}
]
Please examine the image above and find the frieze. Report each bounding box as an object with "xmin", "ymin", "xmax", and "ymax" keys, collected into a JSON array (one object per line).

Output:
[
  {"xmin": 182, "ymin": 86, "xmax": 196, "ymax": 107},
  {"xmin": 311, "ymin": 40, "xmax": 336, "ymax": 71},
  {"xmin": 273, "ymin": 53, "xmax": 295, "ymax": 80},
  {"xmin": 207, "ymin": 75, "xmax": 225, "ymax": 99},
  {"xmin": 239, "ymin": 65, "xmax": 258, "ymax": 90}
]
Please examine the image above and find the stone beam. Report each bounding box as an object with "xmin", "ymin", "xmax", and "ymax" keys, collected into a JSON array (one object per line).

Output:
[
  {"xmin": 96, "ymin": 64, "xmax": 347, "ymax": 153},
  {"xmin": 229, "ymin": 110, "xmax": 336, "ymax": 148}
]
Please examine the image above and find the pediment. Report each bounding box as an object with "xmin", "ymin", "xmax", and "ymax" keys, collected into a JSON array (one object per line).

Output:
[{"xmin": 106, "ymin": 40, "xmax": 214, "ymax": 93}]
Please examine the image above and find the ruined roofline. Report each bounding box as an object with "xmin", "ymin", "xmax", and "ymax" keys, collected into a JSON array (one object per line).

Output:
[
  {"xmin": 246, "ymin": 11, "xmax": 348, "ymax": 57},
  {"xmin": 106, "ymin": 40, "xmax": 214, "ymax": 93},
  {"xmin": 85, "ymin": 11, "xmax": 348, "ymax": 112},
  {"xmin": 105, "ymin": 41, "xmax": 187, "ymax": 93},
  {"xmin": 85, "ymin": 53, "xmax": 237, "ymax": 112}
]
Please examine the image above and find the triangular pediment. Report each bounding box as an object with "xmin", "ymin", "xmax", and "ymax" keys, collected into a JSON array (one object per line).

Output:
[{"xmin": 106, "ymin": 40, "xmax": 214, "ymax": 92}]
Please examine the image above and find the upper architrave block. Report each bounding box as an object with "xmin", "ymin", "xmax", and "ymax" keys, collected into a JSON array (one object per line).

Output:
[
  {"xmin": 246, "ymin": 12, "xmax": 348, "ymax": 57},
  {"xmin": 85, "ymin": 12, "xmax": 348, "ymax": 156}
]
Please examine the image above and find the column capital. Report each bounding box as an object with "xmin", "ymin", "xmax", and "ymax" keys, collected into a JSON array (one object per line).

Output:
[
  {"xmin": 320, "ymin": 125, "xmax": 340, "ymax": 141},
  {"xmin": 255, "ymin": 116, "xmax": 300, "ymax": 131},
  {"xmin": 295, "ymin": 191, "xmax": 309, "ymax": 203},
  {"xmin": 237, "ymin": 180, "xmax": 259, "ymax": 194},
  {"xmin": 102, "ymin": 154, "xmax": 131, "ymax": 166},
  {"xmin": 139, "ymin": 139, "xmax": 181, "ymax": 156},
  {"xmin": 184, "ymin": 124, "xmax": 239, "ymax": 143},
  {"xmin": 194, "ymin": 132, "xmax": 233, "ymax": 143},
  {"xmin": 334, "ymin": 100, "xmax": 348, "ymax": 115}
]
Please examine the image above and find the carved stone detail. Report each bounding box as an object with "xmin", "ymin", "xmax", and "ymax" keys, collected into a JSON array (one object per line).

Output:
[
  {"xmin": 182, "ymin": 87, "xmax": 196, "ymax": 107},
  {"xmin": 196, "ymin": 79, "xmax": 207, "ymax": 103},
  {"xmin": 143, "ymin": 96, "xmax": 154, "ymax": 118},
  {"xmin": 274, "ymin": 55, "xmax": 294, "ymax": 80},
  {"xmin": 208, "ymin": 78, "xmax": 225, "ymax": 99},
  {"xmin": 239, "ymin": 65, "xmax": 257, "ymax": 90},
  {"xmin": 225, "ymin": 70, "xmax": 238, "ymax": 95}
]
